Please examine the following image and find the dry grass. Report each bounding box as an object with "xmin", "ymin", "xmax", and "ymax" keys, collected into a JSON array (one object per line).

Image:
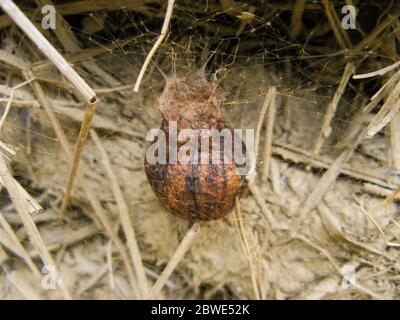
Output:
[{"xmin": 0, "ymin": 0, "xmax": 399, "ymax": 300}]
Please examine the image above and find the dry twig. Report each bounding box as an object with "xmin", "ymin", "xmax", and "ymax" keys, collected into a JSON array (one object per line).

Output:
[
  {"xmin": 248, "ymin": 86, "xmax": 276, "ymax": 183},
  {"xmin": 261, "ymin": 87, "xmax": 277, "ymax": 182},
  {"xmin": 312, "ymin": 63, "xmax": 354, "ymax": 158},
  {"xmin": 0, "ymin": 78, "xmax": 36, "ymax": 132},
  {"xmin": 60, "ymin": 102, "xmax": 97, "ymax": 218},
  {"xmin": 134, "ymin": 0, "xmax": 175, "ymax": 92},
  {"xmin": 353, "ymin": 61, "xmax": 400, "ymax": 79}
]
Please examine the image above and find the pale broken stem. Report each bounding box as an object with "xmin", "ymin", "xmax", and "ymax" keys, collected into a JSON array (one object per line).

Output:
[
  {"xmin": 233, "ymin": 198, "xmax": 261, "ymax": 300},
  {"xmin": 0, "ymin": 153, "xmax": 72, "ymax": 299},
  {"xmin": 25, "ymin": 72, "xmax": 137, "ymax": 294},
  {"xmin": 362, "ymin": 69, "xmax": 400, "ymax": 114},
  {"xmin": 261, "ymin": 88, "xmax": 277, "ymax": 183},
  {"xmin": 133, "ymin": 0, "xmax": 175, "ymax": 93},
  {"xmin": 0, "ymin": 0, "xmax": 96, "ymax": 104},
  {"xmin": 364, "ymin": 57, "xmax": 400, "ymax": 139},
  {"xmin": 248, "ymin": 86, "xmax": 276, "ymax": 183},
  {"xmin": 367, "ymin": 20, "xmax": 400, "ymax": 139},
  {"xmin": 0, "ymin": 175, "xmax": 43, "ymax": 215},
  {"xmin": 0, "ymin": 77, "xmax": 36, "ymax": 132},
  {"xmin": 0, "ymin": 90, "xmax": 14, "ymax": 132},
  {"xmin": 0, "ymin": 141, "xmax": 16, "ymax": 156},
  {"xmin": 353, "ymin": 61, "xmax": 400, "ymax": 79},
  {"xmin": 370, "ymin": 70, "xmax": 400, "ymax": 102},
  {"xmin": 366, "ymin": 82, "xmax": 400, "ymax": 138},
  {"xmin": 312, "ymin": 63, "xmax": 354, "ymax": 158},
  {"xmin": 90, "ymin": 129, "xmax": 149, "ymax": 298},
  {"xmin": 269, "ymin": 157, "xmax": 282, "ymax": 195},
  {"xmin": 363, "ymin": 183, "xmax": 395, "ymax": 199},
  {"xmin": 147, "ymin": 223, "xmax": 200, "ymax": 299},
  {"xmin": 60, "ymin": 102, "xmax": 97, "ymax": 219},
  {"xmin": 0, "ymin": 209, "xmax": 41, "ymax": 278}
]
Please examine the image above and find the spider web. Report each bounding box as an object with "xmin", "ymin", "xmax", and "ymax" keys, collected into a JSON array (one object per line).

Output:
[{"xmin": 1, "ymin": 0, "xmax": 398, "ymax": 208}]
